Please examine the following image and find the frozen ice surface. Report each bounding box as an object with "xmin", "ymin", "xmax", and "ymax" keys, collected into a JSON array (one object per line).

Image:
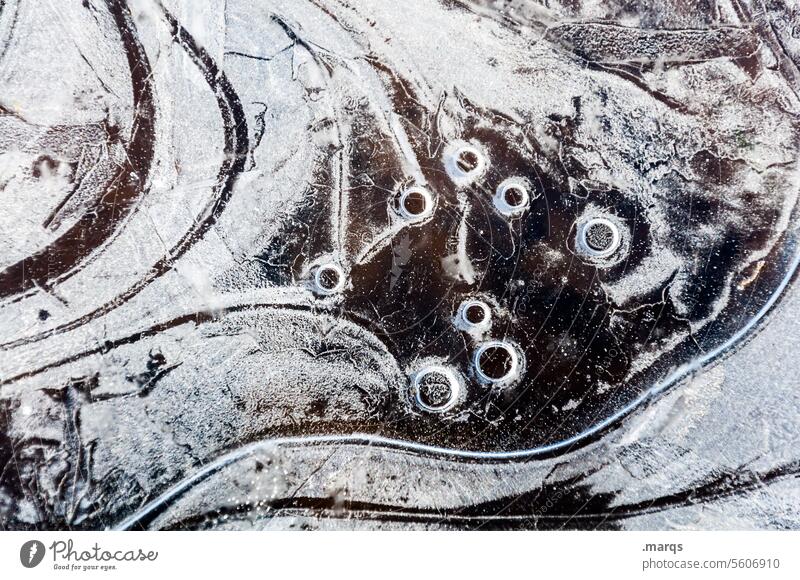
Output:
[{"xmin": 1, "ymin": 0, "xmax": 799, "ymax": 529}]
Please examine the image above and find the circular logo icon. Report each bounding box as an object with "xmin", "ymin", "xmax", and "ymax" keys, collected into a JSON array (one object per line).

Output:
[{"xmin": 19, "ymin": 540, "xmax": 45, "ymax": 568}]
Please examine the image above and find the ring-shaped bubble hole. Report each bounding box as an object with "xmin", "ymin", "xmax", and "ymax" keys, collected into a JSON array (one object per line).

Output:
[
  {"xmin": 313, "ymin": 263, "xmax": 346, "ymax": 295},
  {"xmin": 474, "ymin": 341, "xmax": 520, "ymax": 385},
  {"xmin": 494, "ymin": 180, "xmax": 530, "ymax": 216},
  {"xmin": 447, "ymin": 144, "xmax": 487, "ymax": 181},
  {"xmin": 398, "ymin": 187, "xmax": 434, "ymax": 220},
  {"xmin": 458, "ymin": 299, "xmax": 491, "ymax": 330},
  {"xmin": 412, "ymin": 366, "xmax": 461, "ymax": 413},
  {"xmin": 577, "ymin": 217, "xmax": 622, "ymax": 259}
]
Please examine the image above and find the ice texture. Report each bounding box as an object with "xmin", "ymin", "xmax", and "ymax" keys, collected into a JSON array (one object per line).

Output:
[{"xmin": 1, "ymin": 0, "xmax": 799, "ymax": 530}]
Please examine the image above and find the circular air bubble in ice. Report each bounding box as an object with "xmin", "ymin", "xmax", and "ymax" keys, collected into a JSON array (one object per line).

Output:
[
  {"xmin": 474, "ymin": 341, "xmax": 521, "ymax": 386},
  {"xmin": 577, "ymin": 217, "xmax": 622, "ymax": 259},
  {"xmin": 494, "ymin": 179, "xmax": 531, "ymax": 216},
  {"xmin": 412, "ymin": 366, "xmax": 462, "ymax": 413},
  {"xmin": 398, "ymin": 186, "xmax": 434, "ymax": 220},
  {"xmin": 445, "ymin": 143, "xmax": 487, "ymax": 183},
  {"xmin": 313, "ymin": 263, "xmax": 346, "ymax": 295},
  {"xmin": 456, "ymin": 299, "xmax": 492, "ymax": 332}
]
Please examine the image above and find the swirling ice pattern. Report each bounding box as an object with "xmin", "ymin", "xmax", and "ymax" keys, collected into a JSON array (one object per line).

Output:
[{"xmin": 1, "ymin": 0, "xmax": 799, "ymax": 530}]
